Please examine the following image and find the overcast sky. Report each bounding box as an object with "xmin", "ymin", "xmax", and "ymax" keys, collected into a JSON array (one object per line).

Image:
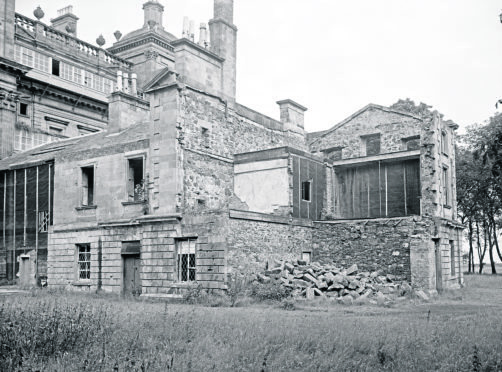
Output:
[{"xmin": 16, "ymin": 0, "xmax": 502, "ymax": 133}]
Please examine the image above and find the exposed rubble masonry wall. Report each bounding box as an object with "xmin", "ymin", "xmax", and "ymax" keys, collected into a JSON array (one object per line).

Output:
[{"xmin": 228, "ymin": 213, "xmax": 313, "ymax": 276}]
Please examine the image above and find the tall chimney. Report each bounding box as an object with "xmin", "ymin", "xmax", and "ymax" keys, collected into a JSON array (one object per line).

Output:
[
  {"xmin": 209, "ymin": 0, "xmax": 237, "ymax": 104},
  {"xmin": 0, "ymin": 0, "xmax": 15, "ymax": 60},
  {"xmin": 143, "ymin": 0, "xmax": 164, "ymax": 29},
  {"xmin": 51, "ymin": 5, "xmax": 79, "ymax": 36}
]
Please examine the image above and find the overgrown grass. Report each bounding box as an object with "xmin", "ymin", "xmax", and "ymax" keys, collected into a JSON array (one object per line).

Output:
[{"xmin": 1, "ymin": 275, "xmax": 502, "ymax": 371}]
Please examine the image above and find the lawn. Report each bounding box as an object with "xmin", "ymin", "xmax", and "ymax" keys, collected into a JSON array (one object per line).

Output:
[{"xmin": 1, "ymin": 275, "xmax": 502, "ymax": 371}]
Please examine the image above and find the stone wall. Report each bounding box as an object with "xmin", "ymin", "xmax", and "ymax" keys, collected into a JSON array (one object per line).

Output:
[
  {"xmin": 312, "ymin": 217, "xmax": 432, "ymax": 281},
  {"xmin": 48, "ymin": 218, "xmax": 227, "ymax": 293},
  {"xmin": 182, "ymin": 149, "xmax": 233, "ymax": 214},
  {"xmin": 179, "ymin": 89, "xmax": 306, "ymax": 162},
  {"xmin": 309, "ymin": 106, "xmax": 422, "ymax": 159},
  {"xmin": 228, "ymin": 214, "xmax": 313, "ymax": 276}
]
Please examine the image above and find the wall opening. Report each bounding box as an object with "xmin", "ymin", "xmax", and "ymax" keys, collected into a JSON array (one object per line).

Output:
[
  {"xmin": 176, "ymin": 238, "xmax": 196, "ymax": 282},
  {"xmin": 127, "ymin": 158, "xmax": 144, "ymax": 202},
  {"xmin": 51, "ymin": 59, "xmax": 61, "ymax": 76},
  {"xmin": 76, "ymin": 243, "xmax": 91, "ymax": 280},
  {"xmin": 81, "ymin": 166, "xmax": 94, "ymax": 206},
  {"xmin": 334, "ymin": 159, "xmax": 420, "ymax": 219}
]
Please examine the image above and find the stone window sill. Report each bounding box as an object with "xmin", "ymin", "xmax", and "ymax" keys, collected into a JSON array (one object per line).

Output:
[
  {"xmin": 76, "ymin": 205, "xmax": 97, "ymax": 211},
  {"xmin": 72, "ymin": 281, "xmax": 91, "ymax": 286},
  {"xmin": 122, "ymin": 201, "xmax": 145, "ymax": 206}
]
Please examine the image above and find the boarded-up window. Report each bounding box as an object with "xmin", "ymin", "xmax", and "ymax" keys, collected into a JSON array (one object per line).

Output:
[
  {"xmin": 441, "ymin": 131, "xmax": 448, "ymax": 155},
  {"xmin": 334, "ymin": 159, "xmax": 420, "ymax": 219},
  {"xmin": 443, "ymin": 167, "xmax": 450, "ymax": 206},
  {"xmin": 364, "ymin": 134, "xmax": 381, "ymax": 156},
  {"xmin": 403, "ymin": 136, "xmax": 420, "ymax": 151},
  {"xmin": 176, "ymin": 239, "xmax": 196, "ymax": 282}
]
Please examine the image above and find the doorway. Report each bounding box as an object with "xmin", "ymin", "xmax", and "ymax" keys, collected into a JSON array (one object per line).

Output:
[{"xmin": 123, "ymin": 255, "xmax": 141, "ymax": 296}]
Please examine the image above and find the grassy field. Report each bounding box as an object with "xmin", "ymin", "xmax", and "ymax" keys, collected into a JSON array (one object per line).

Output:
[{"xmin": 1, "ymin": 275, "xmax": 502, "ymax": 371}]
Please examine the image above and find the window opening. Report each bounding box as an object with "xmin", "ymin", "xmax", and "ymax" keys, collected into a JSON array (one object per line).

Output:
[
  {"xmin": 301, "ymin": 180, "xmax": 311, "ymax": 202},
  {"xmin": 19, "ymin": 102, "xmax": 28, "ymax": 116},
  {"xmin": 81, "ymin": 166, "xmax": 94, "ymax": 206},
  {"xmin": 77, "ymin": 244, "xmax": 91, "ymax": 280},
  {"xmin": 52, "ymin": 59, "xmax": 61, "ymax": 76},
  {"xmin": 364, "ymin": 134, "xmax": 381, "ymax": 156},
  {"xmin": 177, "ymin": 239, "xmax": 196, "ymax": 282},
  {"xmin": 127, "ymin": 158, "xmax": 145, "ymax": 202}
]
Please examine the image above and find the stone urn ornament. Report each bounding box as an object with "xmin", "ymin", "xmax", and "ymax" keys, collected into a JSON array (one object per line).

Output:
[
  {"xmin": 33, "ymin": 6, "xmax": 44, "ymax": 20},
  {"xmin": 114, "ymin": 30, "xmax": 122, "ymax": 41},
  {"xmin": 96, "ymin": 34, "xmax": 106, "ymax": 47}
]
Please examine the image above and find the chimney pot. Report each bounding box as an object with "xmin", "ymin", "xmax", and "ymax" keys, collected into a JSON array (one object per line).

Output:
[{"xmin": 51, "ymin": 5, "xmax": 79, "ymax": 36}]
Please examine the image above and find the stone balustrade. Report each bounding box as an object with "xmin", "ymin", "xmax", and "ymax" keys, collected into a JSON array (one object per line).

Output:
[{"xmin": 15, "ymin": 13, "xmax": 131, "ymax": 69}]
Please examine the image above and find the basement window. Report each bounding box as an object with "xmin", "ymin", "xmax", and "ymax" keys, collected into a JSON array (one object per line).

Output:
[
  {"xmin": 81, "ymin": 166, "xmax": 95, "ymax": 206},
  {"xmin": 127, "ymin": 157, "xmax": 145, "ymax": 202},
  {"xmin": 176, "ymin": 238, "xmax": 196, "ymax": 282},
  {"xmin": 77, "ymin": 243, "xmax": 91, "ymax": 280},
  {"xmin": 301, "ymin": 180, "xmax": 312, "ymax": 202},
  {"xmin": 19, "ymin": 102, "xmax": 29, "ymax": 116},
  {"xmin": 51, "ymin": 59, "xmax": 61, "ymax": 76}
]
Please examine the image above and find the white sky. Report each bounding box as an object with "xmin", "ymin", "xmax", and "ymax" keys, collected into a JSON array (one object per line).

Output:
[{"xmin": 15, "ymin": 0, "xmax": 502, "ymax": 133}]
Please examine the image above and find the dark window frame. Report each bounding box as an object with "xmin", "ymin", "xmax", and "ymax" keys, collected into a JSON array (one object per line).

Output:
[
  {"xmin": 81, "ymin": 165, "xmax": 95, "ymax": 206},
  {"xmin": 51, "ymin": 58, "xmax": 61, "ymax": 76},
  {"xmin": 301, "ymin": 180, "xmax": 312, "ymax": 202},
  {"xmin": 19, "ymin": 102, "xmax": 29, "ymax": 117},
  {"xmin": 126, "ymin": 157, "xmax": 145, "ymax": 202}
]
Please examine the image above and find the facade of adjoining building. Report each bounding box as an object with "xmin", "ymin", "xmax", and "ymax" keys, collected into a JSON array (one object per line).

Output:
[{"xmin": 0, "ymin": 0, "xmax": 463, "ymax": 295}]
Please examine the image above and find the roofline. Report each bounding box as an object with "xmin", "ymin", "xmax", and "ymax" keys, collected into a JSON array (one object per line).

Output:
[
  {"xmin": 276, "ymin": 99, "xmax": 308, "ymax": 112},
  {"xmin": 309, "ymin": 103, "xmax": 423, "ymax": 145}
]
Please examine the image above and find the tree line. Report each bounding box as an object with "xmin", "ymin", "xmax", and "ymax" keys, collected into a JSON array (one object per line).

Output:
[{"xmin": 456, "ymin": 113, "xmax": 502, "ymax": 274}]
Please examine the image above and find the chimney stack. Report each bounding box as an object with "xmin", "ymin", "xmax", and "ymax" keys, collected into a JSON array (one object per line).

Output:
[
  {"xmin": 199, "ymin": 23, "xmax": 208, "ymax": 47},
  {"xmin": 143, "ymin": 0, "xmax": 164, "ymax": 29},
  {"xmin": 0, "ymin": 0, "xmax": 15, "ymax": 60},
  {"xmin": 51, "ymin": 5, "xmax": 79, "ymax": 36},
  {"xmin": 277, "ymin": 99, "xmax": 308, "ymax": 130},
  {"xmin": 209, "ymin": 0, "xmax": 237, "ymax": 104}
]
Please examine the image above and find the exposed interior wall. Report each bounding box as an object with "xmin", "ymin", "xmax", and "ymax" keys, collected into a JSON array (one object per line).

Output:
[{"xmin": 234, "ymin": 159, "xmax": 289, "ymax": 215}]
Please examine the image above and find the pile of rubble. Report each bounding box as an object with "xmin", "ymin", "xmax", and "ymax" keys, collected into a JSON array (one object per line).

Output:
[{"xmin": 256, "ymin": 260, "xmax": 422, "ymax": 304}]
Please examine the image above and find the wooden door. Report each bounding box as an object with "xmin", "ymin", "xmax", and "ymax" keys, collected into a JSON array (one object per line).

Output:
[
  {"xmin": 434, "ymin": 239, "xmax": 443, "ymax": 292},
  {"xmin": 123, "ymin": 255, "xmax": 142, "ymax": 296}
]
